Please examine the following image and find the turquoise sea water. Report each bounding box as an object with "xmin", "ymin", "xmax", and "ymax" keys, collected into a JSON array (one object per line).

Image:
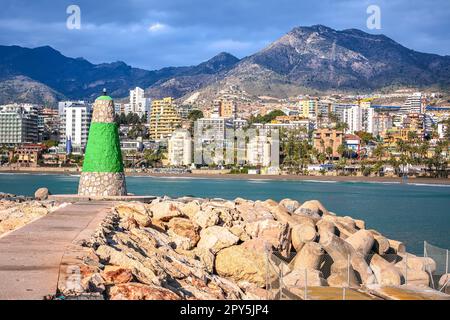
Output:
[{"xmin": 0, "ymin": 173, "xmax": 449, "ymax": 254}]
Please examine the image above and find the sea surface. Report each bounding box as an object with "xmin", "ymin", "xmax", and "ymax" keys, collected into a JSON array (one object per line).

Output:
[{"xmin": 1, "ymin": 173, "xmax": 449, "ymax": 254}]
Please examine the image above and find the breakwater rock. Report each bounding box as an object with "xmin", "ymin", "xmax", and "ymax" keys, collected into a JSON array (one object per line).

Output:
[
  {"xmin": 57, "ymin": 197, "xmax": 441, "ymax": 300},
  {"xmin": 0, "ymin": 198, "xmax": 65, "ymax": 236}
]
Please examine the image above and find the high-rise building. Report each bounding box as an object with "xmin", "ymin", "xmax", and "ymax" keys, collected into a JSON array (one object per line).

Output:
[
  {"xmin": 148, "ymin": 97, "xmax": 181, "ymax": 140},
  {"xmin": 58, "ymin": 100, "xmax": 85, "ymax": 116},
  {"xmin": 168, "ymin": 129, "xmax": 193, "ymax": 166},
  {"xmin": 129, "ymin": 87, "xmax": 150, "ymax": 117},
  {"xmin": 0, "ymin": 104, "xmax": 39, "ymax": 145},
  {"xmin": 342, "ymin": 102, "xmax": 372, "ymax": 134},
  {"xmin": 299, "ymin": 99, "xmax": 318, "ymax": 118},
  {"xmin": 400, "ymin": 92, "xmax": 423, "ymax": 114},
  {"xmin": 370, "ymin": 112, "xmax": 393, "ymax": 137},
  {"xmin": 213, "ymin": 99, "xmax": 237, "ymax": 119},
  {"xmin": 246, "ymin": 131, "xmax": 277, "ymax": 167},
  {"xmin": 59, "ymin": 102, "xmax": 92, "ymax": 154}
]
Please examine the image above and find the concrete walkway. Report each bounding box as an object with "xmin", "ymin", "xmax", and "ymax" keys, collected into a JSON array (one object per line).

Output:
[{"xmin": 0, "ymin": 202, "xmax": 113, "ymax": 300}]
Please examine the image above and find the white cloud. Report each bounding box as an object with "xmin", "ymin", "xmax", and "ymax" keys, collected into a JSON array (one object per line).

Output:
[{"xmin": 148, "ymin": 22, "xmax": 168, "ymax": 33}]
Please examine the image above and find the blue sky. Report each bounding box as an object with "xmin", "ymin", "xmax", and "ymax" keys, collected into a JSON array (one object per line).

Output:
[{"xmin": 0, "ymin": 0, "xmax": 449, "ymax": 70}]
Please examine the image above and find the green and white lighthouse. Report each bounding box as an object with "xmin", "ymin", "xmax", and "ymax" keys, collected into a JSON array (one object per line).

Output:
[{"xmin": 78, "ymin": 89, "xmax": 127, "ymax": 196}]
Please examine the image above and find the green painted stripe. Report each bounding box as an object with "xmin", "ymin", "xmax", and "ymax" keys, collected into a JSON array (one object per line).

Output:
[{"xmin": 82, "ymin": 122, "xmax": 124, "ymax": 173}]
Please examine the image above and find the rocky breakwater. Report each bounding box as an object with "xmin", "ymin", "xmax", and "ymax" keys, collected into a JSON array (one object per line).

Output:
[
  {"xmin": 0, "ymin": 192, "xmax": 65, "ymax": 236},
  {"xmin": 58, "ymin": 197, "xmax": 442, "ymax": 300}
]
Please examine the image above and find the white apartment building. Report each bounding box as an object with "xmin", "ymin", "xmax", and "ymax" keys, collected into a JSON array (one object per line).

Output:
[
  {"xmin": 129, "ymin": 87, "xmax": 150, "ymax": 117},
  {"xmin": 438, "ymin": 123, "xmax": 448, "ymax": 139},
  {"xmin": 168, "ymin": 129, "xmax": 193, "ymax": 166},
  {"xmin": 0, "ymin": 104, "xmax": 39, "ymax": 145},
  {"xmin": 400, "ymin": 92, "xmax": 423, "ymax": 114},
  {"xmin": 58, "ymin": 100, "xmax": 85, "ymax": 116},
  {"xmin": 246, "ymin": 133, "xmax": 274, "ymax": 167},
  {"xmin": 59, "ymin": 102, "xmax": 92, "ymax": 154},
  {"xmin": 342, "ymin": 102, "xmax": 373, "ymax": 134},
  {"xmin": 194, "ymin": 117, "xmax": 226, "ymax": 165}
]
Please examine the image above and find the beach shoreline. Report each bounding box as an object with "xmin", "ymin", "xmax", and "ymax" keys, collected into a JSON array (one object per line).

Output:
[{"xmin": 1, "ymin": 167, "xmax": 450, "ymax": 185}]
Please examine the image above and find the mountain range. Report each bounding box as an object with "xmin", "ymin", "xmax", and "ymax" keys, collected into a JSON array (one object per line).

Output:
[{"xmin": 0, "ymin": 25, "xmax": 449, "ymax": 105}]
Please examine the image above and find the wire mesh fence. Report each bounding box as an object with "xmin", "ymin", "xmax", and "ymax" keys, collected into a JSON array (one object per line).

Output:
[
  {"xmin": 265, "ymin": 242, "xmax": 450, "ymax": 300},
  {"xmin": 424, "ymin": 241, "xmax": 449, "ymax": 293}
]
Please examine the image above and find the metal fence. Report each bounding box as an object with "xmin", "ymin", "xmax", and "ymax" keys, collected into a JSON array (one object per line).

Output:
[
  {"xmin": 424, "ymin": 241, "xmax": 449, "ymax": 293},
  {"xmin": 265, "ymin": 243, "xmax": 450, "ymax": 300}
]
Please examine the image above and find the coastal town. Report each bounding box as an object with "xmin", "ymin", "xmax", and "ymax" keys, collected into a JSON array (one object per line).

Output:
[{"xmin": 1, "ymin": 87, "xmax": 449, "ymax": 180}]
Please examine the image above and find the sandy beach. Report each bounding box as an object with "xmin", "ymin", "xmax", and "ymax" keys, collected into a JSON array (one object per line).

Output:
[{"xmin": 1, "ymin": 167, "xmax": 450, "ymax": 185}]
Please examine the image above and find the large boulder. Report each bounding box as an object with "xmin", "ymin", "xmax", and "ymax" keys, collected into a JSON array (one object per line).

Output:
[
  {"xmin": 115, "ymin": 202, "xmax": 151, "ymax": 227},
  {"xmin": 101, "ymin": 266, "xmax": 134, "ymax": 285},
  {"xmin": 108, "ymin": 283, "xmax": 180, "ymax": 300},
  {"xmin": 167, "ymin": 217, "xmax": 200, "ymax": 250},
  {"xmin": 244, "ymin": 219, "xmax": 290, "ymax": 252},
  {"xmin": 279, "ymin": 199, "xmax": 301, "ymax": 213},
  {"xmin": 291, "ymin": 216, "xmax": 317, "ymax": 252},
  {"xmin": 179, "ymin": 201, "xmax": 201, "ymax": 219},
  {"xmin": 289, "ymin": 242, "xmax": 324, "ymax": 271},
  {"xmin": 215, "ymin": 244, "xmax": 273, "ymax": 287},
  {"xmin": 196, "ymin": 226, "xmax": 240, "ymax": 254},
  {"xmin": 345, "ymin": 230, "xmax": 375, "ymax": 257},
  {"xmin": 95, "ymin": 245, "xmax": 160, "ymax": 286},
  {"xmin": 149, "ymin": 202, "xmax": 183, "ymax": 222},
  {"xmin": 193, "ymin": 208, "xmax": 220, "ymax": 229},
  {"xmin": 283, "ymin": 269, "xmax": 327, "ymax": 287},
  {"xmin": 369, "ymin": 254, "xmax": 402, "ymax": 286},
  {"xmin": 34, "ymin": 188, "xmax": 50, "ymax": 200},
  {"xmin": 241, "ymin": 238, "xmax": 273, "ymax": 252},
  {"xmin": 439, "ymin": 274, "xmax": 450, "ymax": 294},
  {"xmin": 236, "ymin": 200, "xmax": 273, "ymax": 222},
  {"xmin": 294, "ymin": 200, "xmax": 329, "ymax": 218}
]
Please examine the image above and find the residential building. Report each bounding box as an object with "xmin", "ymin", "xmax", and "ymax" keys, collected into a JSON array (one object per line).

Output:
[
  {"xmin": 177, "ymin": 105, "xmax": 195, "ymax": 119},
  {"xmin": 400, "ymin": 92, "xmax": 423, "ymax": 114},
  {"xmin": 120, "ymin": 139, "xmax": 144, "ymax": 153},
  {"xmin": 253, "ymin": 119, "xmax": 313, "ymax": 134},
  {"xmin": 299, "ymin": 99, "xmax": 318, "ymax": 118},
  {"xmin": 114, "ymin": 103, "xmax": 124, "ymax": 115},
  {"xmin": 129, "ymin": 87, "xmax": 150, "ymax": 117},
  {"xmin": 59, "ymin": 102, "xmax": 92, "ymax": 154},
  {"xmin": 228, "ymin": 118, "xmax": 248, "ymax": 130},
  {"xmin": 194, "ymin": 116, "xmax": 226, "ymax": 165},
  {"xmin": 8, "ymin": 144, "xmax": 45, "ymax": 167},
  {"xmin": 148, "ymin": 97, "xmax": 181, "ymax": 140},
  {"xmin": 58, "ymin": 100, "xmax": 85, "ymax": 116},
  {"xmin": 344, "ymin": 134, "xmax": 361, "ymax": 154},
  {"xmin": 370, "ymin": 112, "xmax": 393, "ymax": 137},
  {"xmin": 246, "ymin": 131, "xmax": 278, "ymax": 167},
  {"xmin": 213, "ymin": 99, "xmax": 237, "ymax": 119},
  {"xmin": 438, "ymin": 123, "xmax": 448, "ymax": 139},
  {"xmin": 313, "ymin": 128, "xmax": 344, "ymax": 158},
  {"xmin": 0, "ymin": 104, "xmax": 39, "ymax": 145},
  {"xmin": 168, "ymin": 129, "xmax": 193, "ymax": 166}
]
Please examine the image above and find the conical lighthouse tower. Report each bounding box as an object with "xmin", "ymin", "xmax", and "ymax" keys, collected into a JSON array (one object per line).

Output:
[{"xmin": 78, "ymin": 89, "xmax": 127, "ymax": 196}]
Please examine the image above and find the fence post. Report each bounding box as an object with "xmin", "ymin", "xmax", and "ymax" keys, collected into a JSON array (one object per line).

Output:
[
  {"xmin": 265, "ymin": 249, "xmax": 269, "ymax": 300},
  {"xmin": 304, "ymin": 268, "xmax": 307, "ymax": 300},
  {"xmin": 343, "ymin": 254, "xmax": 350, "ymax": 300},
  {"xmin": 405, "ymin": 254, "xmax": 408, "ymax": 285},
  {"xmin": 446, "ymin": 249, "xmax": 449, "ymax": 275},
  {"xmin": 279, "ymin": 261, "xmax": 283, "ymax": 300},
  {"xmin": 424, "ymin": 241, "xmax": 427, "ymax": 257}
]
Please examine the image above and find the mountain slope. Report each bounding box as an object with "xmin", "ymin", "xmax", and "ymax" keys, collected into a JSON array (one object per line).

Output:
[
  {"xmin": 0, "ymin": 46, "xmax": 240, "ymax": 104},
  {"xmin": 194, "ymin": 25, "xmax": 450, "ymax": 98},
  {"xmin": 0, "ymin": 25, "xmax": 449, "ymax": 105}
]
